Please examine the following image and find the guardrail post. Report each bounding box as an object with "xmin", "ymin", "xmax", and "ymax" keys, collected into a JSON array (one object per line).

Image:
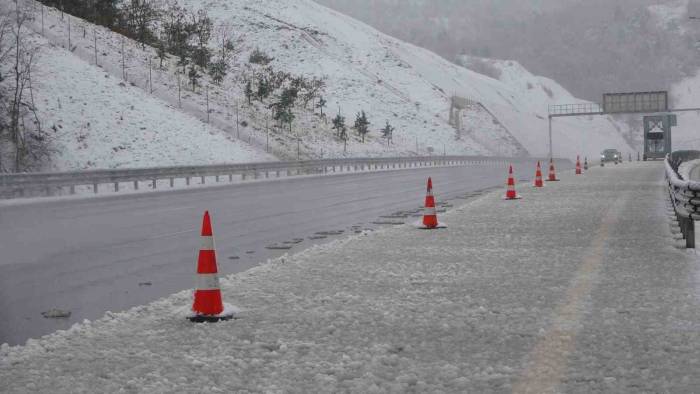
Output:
[
  {"xmin": 170, "ymin": 178, "xmax": 175, "ymax": 187},
  {"xmin": 201, "ymin": 176, "xmax": 205, "ymax": 184},
  {"xmin": 114, "ymin": 182, "xmax": 119, "ymax": 192},
  {"xmin": 228, "ymin": 174, "xmax": 233, "ymax": 182},
  {"xmin": 685, "ymin": 217, "xmax": 695, "ymax": 248},
  {"xmin": 186, "ymin": 177, "xmax": 190, "ymax": 186},
  {"xmin": 276, "ymin": 170, "xmax": 280, "ymax": 177},
  {"xmin": 70, "ymin": 185, "xmax": 75, "ymax": 195},
  {"xmin": 242, "ymin": 173, "xmax": 247, "ymax": 180},
  {"xmin": 152, "ymin": 179, "xmax": 157, "ymax": 189},
  {"xmin": 215, "ymin": 175, "xmax": 220, "ymax": 183},
  {"xmin": 93, "ymin": 183, "xmax": 98, "ymax": 194},
  {"xmin": 133, "ymin": 180, "xmax": 138, "ymax": 190}
]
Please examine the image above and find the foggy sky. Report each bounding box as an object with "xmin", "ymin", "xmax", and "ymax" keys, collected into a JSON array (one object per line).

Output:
[{"xmin": 316, "ymin": 0, "xmax": 699, "ymax": 101}]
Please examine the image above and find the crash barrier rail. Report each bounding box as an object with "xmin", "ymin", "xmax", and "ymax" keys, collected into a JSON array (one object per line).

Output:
[
  {"xmin": 0, "ymin": 156, "xmax": 571, "ymax": 199},
  {"xmin": 665, "ymin": 150, "xmax": 700, "ymax": 248}
]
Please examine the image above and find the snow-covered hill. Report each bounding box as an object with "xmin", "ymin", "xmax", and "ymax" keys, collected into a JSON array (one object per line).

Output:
[
  {"xmin": 457, "ymin": 56, "xmax": 639, "ymax": 157},
  {"xmin": 189, "ymin": 0, "xmax": 635, "ymax": 159},
  {"xmin": 26, "ymin": 35, "xmax": 273, "ymax": 171},
  {"xmin": 28, "ymin": 0, "xmax": 635, "ymax": 167}
]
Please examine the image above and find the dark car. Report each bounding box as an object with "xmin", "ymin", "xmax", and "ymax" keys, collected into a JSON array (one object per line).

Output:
[{"xmin": 601, "ymin": 149, "xmax": 621, "ymax": 165}]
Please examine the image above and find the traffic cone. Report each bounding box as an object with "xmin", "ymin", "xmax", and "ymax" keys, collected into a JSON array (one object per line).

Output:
[
  {"xmin": 418, "ymin": 177, "xmax": 445, "ymax": 229},
  {"xmin": 584, "ymin": 157, "xmax": 589, "ymax": 171},
  {"xmin": 575, "ymin": 156, "xmax": 582, "ymax": 175},
  {"xmin": 504, "ymin": 165, "xmax": 522, "ymax": 200},
  {"xmin": 533, "ymin": 161, "xmax": 544, "ymax": 188},
  {"xmin": 547, "ymin": 159, "xmax": 560, "ymax": 181},
  {"xmin": 189, "ymin": 211, "xmax": 235, "ymax": 322}
]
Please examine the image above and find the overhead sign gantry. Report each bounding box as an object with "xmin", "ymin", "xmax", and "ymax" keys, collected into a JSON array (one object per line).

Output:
[{"xmin": 547, "ymin": 91, "xmax": 696, "ymax": 160}]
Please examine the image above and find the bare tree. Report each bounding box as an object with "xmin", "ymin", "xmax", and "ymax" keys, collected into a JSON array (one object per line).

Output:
[
  {"xmin": 215, "ymin": 23, "xmax": 235, "ymax": 63},
  {"xmin": 124, "ymin": 0, "xmax": 159, "ymax": 50},
  {"xmin": 0, "ymin": 1, "xmax": 43, "ymax": 172}
]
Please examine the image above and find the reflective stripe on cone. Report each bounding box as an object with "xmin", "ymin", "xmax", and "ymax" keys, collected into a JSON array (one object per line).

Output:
[
  {"xmin": 422, "ymin": 177, "xmax": 439, "ymax": 229},
  {"xmin": 505, "ymin": 165, "xmax": 521, "ymax": 200},
  {"xmin": 534, "ymin": 161, "xmax": 544, "ymax": 188},
  {"xmin": 548, "ymin": 159, "xmax": 559, "ymax": 182}
]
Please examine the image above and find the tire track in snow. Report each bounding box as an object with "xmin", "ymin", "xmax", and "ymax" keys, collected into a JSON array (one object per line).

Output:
[{"xmin": 512, "ymin": 194, "xmax": 630, "ymax": 394}]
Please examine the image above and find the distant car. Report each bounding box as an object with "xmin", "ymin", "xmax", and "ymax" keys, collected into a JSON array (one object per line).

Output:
[{"xmin": 601, "ymin": 149, "xmax": 621, "ymax": 165}]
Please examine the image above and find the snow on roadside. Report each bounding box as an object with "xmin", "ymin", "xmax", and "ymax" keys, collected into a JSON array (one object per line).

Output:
[
  {"xmin": 3, "ymin": 164, "xmax": 694, "ymax": 392},
  {"xmin": 28, "ymin": 31, "xmax": 273, "ymax": 170},
  {"xmin": 678, "ymin": 159, "xmax": 700, "ymax": 180}
]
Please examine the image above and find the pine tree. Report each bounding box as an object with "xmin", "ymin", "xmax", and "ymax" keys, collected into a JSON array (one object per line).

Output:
[
  {"xmin": 332, "ymin": 113, "xmax": 345, "ymax": 138},
  {"xmin": 316, "ymin": 96, "xmax": 327, "ymax": 116},
  {"xmin": 256, "ymin": 77, "xmax": 270, "ymax": 101},
  {"xmin": 280, "ymin": 87, "xmax": 298, "ymax": 109},
  {"xmin": 354, "ymin": 110, "xmax": 370, "ymax": 143},
  {"xmin": 208, "ymin": 58, "xmax": 227, "ymax": 85},
  {"xmin": 244, "ymin": 81, "xmax": 253, "ymax": 105},
  {"xmin": 381, "ymin": 120, "xmax": 394, "ymax": 145},
  {"xmin": 278, "ymin": 109, "xmax": 295, "ymax": 132},
  {"xmin": 188, "ymin": 65, "xmax": 200, "ymax": 92},
  {"xmin": 156, "ymin": 41, "xmax": 167, "ymax": 69},
  {"xmin": 190, "ymin": 9, "xmax": 212, "ymax": 68}
]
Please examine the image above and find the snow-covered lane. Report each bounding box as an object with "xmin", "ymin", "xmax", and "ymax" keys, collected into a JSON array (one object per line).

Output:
[{"xmin": 2, "ymin": 162, "xmax": 698, "ymax": 393}]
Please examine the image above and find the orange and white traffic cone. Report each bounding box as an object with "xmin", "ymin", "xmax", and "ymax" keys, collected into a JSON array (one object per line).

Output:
[
  {"xmin": 547, "ymin": 158, "xmax": 560, "ymax": 182},
  {"xmin": 504, "ymin": 165, "xmax": 522, "ymax": 200},
  {"xmin": 189, "ymin": 211, "xmax": 235, "ymax": 322},
  {"xmin": 533, "ymin": 161, "xmax": 544, "ymax": 188},
  {"xmin": 575, "ymin": 156, "xmax": 582, "ymax": 175},
  {"xmin": 418, "ymin": 177, "xmax": 446, "ymax": 229}
]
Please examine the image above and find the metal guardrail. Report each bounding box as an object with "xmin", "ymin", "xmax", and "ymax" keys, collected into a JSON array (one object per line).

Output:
[
  {"xmin": 665, "ymin": 150, "xmax": 700, "ymax": 248},
  {"xmin": 0, "ymin": 155, "xmax": 564, "ymax": 199}
]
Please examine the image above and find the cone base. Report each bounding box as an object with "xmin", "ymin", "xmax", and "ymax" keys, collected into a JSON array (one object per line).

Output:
[
  {"xmin": 188, "ymin": 314, "xmax": 235, "ymax": 323},
  {"xmin": 186, "ymin": 303, "xmax": 240, "ymax": 323},
  {"xmin": 547, "ymin": 179, "xmax": 560, "ymax": 182},
  {"xmin": 415, "ymin": 220, "xmax": 447, "ymax": 229},
  {"xmin": 503, "ymin": 195, "xmax": 523, "ymax": 200}
]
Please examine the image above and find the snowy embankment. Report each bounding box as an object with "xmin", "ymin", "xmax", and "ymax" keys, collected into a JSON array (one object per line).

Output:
[
  {"xmin": 3, "ymin": 163, "xmax": 698, "ymax": 392},
  {"xmin": 29, "ymin": 0, "xmax": 634, "ymax": 162},
  {"xmin": 27, "ymin": 31, "xmax": 274, "ymax": 171},
  {"xmin": 678, "ymin": 159, "xmax": 700, "ymax": 180}
]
